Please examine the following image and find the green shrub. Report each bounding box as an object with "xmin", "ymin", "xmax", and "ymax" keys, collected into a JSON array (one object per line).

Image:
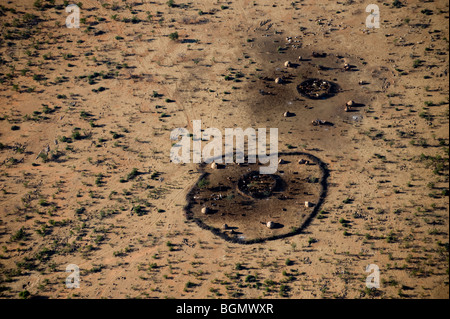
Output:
[
  {"xmin": 168, "ymin": 32, "xmax": 179, "ymax": 41},
  {"xmin": 11, "ymin": 227, "xmax": 27, "ymax": 241},
  {"xmin": 75, "ymin": 207, "xmax": 86, "ymax": 214},
  {"xmin": 392, "ymin": 0, "xmax": 403, "ymax": 8},
  {"xmin": 72, "ymin": 130, "xmax": 82, "ymax": 140},
  {"xmin": 127, "ymin": 168, "xmax": 139, "ymax": 180},
  {"xmin": 133, "ymin": 205, "xmax": 145, "ymax": 216},
  {"xmin": 386, "ymin": 231, "xmax": 396, "ymax": 243},
  {"xmin": 185, "ymin": 281, "xmax": 196, "ymax": 289},
  {"xmin": 279, "ymin": 285, "xmax": 289, "ymax": 297},
  {"xmin": 197, "ymin": 178, "xmax": 209, "ymax": 188},
  {"xmin": 19, "ymin": 290, "xmax": 30, "ymax": 299},
  {"xmin": 413, "ymin": 59, "xmax": 421, "ymax": 68}
]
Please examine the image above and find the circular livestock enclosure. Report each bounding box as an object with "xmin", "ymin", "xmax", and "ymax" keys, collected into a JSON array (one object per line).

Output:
[
  {"xmin": 184, "ymin": 152, "xmax": 329, "ymax": 245},
  {"xmin": 297, "ymin": 79, "xmax": 339, "ymax": 100},
  {"xmin": 237, "ymin": 172, "xmax": 282, "ymax": 199}
]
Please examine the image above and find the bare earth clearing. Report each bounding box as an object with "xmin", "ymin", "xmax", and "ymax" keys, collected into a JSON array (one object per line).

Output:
[{"xmin": 186, "ymin": 153, "xmax": 326, "ymax": 244}]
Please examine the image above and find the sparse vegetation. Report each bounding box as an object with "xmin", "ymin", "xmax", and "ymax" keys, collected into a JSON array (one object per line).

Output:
[
  {"xmin": 0, "ymin": 0, "xmax": 447, "ymax": 301},
  {"xmin": 168, "ymin": 31, "xmax": 179, "ymax": 41}
]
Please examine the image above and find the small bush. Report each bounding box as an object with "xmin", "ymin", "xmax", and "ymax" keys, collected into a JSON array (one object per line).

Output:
[
  {"xmin": 197, "ymin": 178, "xmax": 209, "ymax": 188},
  {"xmin": 168, "ymin": 32, "xmax": 179, "ymax": 41},
  {"xmin": 72, "ymin": 130, "xmax": 82, "ymax": 140},
  {"xmin": 392, "ymin": 0, "xmax": 403, "ymax": 8},
  {"xmin": 75, "ymin": 207, "xmax": 86, "ymax": 215},
  {"xmin": 386, "ymin": 232, "xmax": 396, "ymax": 243},
  {"xmin": 127, "ymin": 168, "xmax": 139, "ymax": 180},
  {"xmin": 279, "ymin": 285, "xmax": 289, "ymax": 297},
  {"xmin": 11, "ymin": 227, "xmax": 27, "ymax": 241},
  {"xmin": 185, "ymin": 281, "xmax": 196, "ymax": 289},
  {"xmin": 133, "ymin": 205, "xmax": 145, "ymax": 216},
  {"xmin": 19, "ymin": 290, "xmax": 30, "ymax": 299}
]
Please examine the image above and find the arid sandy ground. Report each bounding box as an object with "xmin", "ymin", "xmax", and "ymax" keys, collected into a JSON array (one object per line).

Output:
[{"xmin": 0, "ymin": 0, "xmax": 448, "ymax": 299}]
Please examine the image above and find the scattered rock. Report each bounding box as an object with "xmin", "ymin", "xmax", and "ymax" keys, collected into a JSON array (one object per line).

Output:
[
  {"xmin": 266, "ymin": 221, "xmax": 275, "ymax": 229},
  {"xmin": 311, "ymin": 119, "xmax": 329, "ymax": 126},
  {"xmin": 211, "ymin": 162, "xmax": 218, "ymax": 169},
  {"xmin": 345, "ymin": 101, "xmax": 354, "ymax": 112},
  {"xmin": 299, "ymin": 159, "xmax": 311, "ymax": 165},
  {"xmin": 284, "ymin": 61, "xmax": 292, "ymax": 68},
  {"xmin": 201, "ymin": 207, "xmax": 210, "ymax": 214},
  {"xmin": 305, "ymin": 201, "xmax": 312, "ymax": 208},
  {"xmin": 275, "ymin": 77, "xmax": 283, "ymax": 84}
]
